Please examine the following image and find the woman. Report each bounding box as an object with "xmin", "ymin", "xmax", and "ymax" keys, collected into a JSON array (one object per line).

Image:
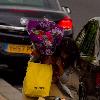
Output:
[
  {"xmin": 52, "ymin": 37, "xmax": 80, "ymax": 98},
  {"xmin": 24, "ymin": 18, "xmax": 80, "ymax": 99},
  {"xmin": 35, "ymin": 37, "xmax": 80, "ymax": 99}
]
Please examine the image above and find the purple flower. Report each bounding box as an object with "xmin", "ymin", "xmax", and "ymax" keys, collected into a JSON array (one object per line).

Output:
[{"xmin": 27, "ymin": 18, "xmax": 64, "ymax": 55}]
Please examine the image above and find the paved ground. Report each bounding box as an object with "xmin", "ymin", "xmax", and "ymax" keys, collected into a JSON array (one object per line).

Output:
[
  {"xmin": 0, "ymin": 79, "xmax": 22, "ymax": 100},
  {"xmin": 0, "ymin": 78, "xmax": 77, "ymax": 100}
]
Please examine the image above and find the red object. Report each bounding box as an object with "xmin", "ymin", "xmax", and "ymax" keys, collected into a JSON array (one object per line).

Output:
[
  {"xmin": 58, "ymin": 17, "xmax": 73, "ymax": 30},
  {"xmin": 96, "ymin": 73, "xmax": 100, "ymax": 87}
]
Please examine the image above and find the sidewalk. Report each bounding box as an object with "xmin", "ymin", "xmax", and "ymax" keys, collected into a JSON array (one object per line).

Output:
[
  {"xmin": 0, "ymin": 78, "xmax": 68, "ymax": 100},
  {"xmin": 0, "ymin": 78, "xmax": 78, "ymax": 100},
  {"xmin": 0, "ymin": 79, "xmax": 22, "ymax": 100}
]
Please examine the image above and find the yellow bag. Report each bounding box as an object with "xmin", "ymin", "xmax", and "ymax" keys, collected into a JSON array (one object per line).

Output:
[{"xmin": 23, "ymin": 61, "xmax": 53, "ymax": 97}]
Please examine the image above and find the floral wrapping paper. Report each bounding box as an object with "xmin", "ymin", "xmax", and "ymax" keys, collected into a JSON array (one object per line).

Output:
[{"xmin": 27, "ymin": 19, "xmax": 64, "ymax": 55}]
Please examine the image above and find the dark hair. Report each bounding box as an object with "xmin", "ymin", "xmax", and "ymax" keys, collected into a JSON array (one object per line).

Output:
[{"xmin": 53, "ymin": 37, "xmax": 80, "ymax": 69}]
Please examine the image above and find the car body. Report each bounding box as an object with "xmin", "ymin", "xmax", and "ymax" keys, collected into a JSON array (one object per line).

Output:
[
  {"xmin": 75, "ymin": 17, "xmax": 100, "ymax": 98},
  {"xmin": 0, "ymin": 0, "xmax": 73, "ymax": 79}
]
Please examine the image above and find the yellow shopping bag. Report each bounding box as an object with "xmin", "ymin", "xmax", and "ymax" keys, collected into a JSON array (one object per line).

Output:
[{"xmin": 23, "ymin": 61, "xmax": 53, "ymax": 97}]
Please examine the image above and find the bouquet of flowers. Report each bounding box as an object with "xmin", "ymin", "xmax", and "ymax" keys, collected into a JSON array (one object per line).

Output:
[{"xmin": 27, "ymin": 18, "xmax": 64, "ymax": 55}]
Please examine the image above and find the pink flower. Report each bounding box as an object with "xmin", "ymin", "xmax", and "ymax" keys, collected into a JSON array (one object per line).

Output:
[{"xmin": 46, "ymin": 32, "xmax": 53, "ymax": 42}]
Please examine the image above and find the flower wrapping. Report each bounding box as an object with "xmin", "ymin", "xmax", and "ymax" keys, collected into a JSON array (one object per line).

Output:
[{"xmin": 27, "ymin": 19, "xmax": 64, "ymax": 55}]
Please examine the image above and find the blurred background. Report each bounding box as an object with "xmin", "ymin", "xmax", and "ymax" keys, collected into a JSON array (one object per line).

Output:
[{"xmin": 59, "ymin": 0, "xmax": 100, "ymax": 38}]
